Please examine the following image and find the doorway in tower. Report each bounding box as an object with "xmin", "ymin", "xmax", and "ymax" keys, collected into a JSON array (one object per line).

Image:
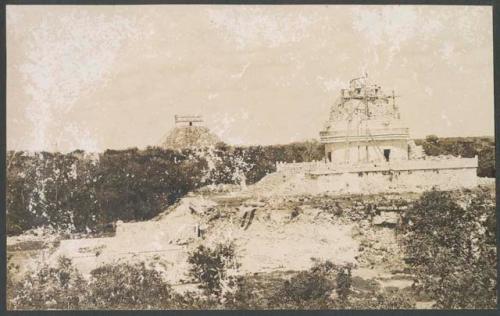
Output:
[
  {"xmin": 327, "ymin": 151, "xmax": 332, "ymax": 162},
  {"xmin": 384, "ymin": 149, "xmax": 391, "ymax": 162}
]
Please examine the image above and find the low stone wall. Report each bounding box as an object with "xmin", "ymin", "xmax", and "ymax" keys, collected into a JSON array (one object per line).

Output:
[
  {"xmin": 276, "ymin": 156, "xmax": 477, "ymax": 175},
  {"xmin": 309, "ymin": 167, "xmax": 477, "ymax": 194},
  {"xmin": 276, "ymin": 160, "xmax": 326, "ymax": 173},
  {"xmin": 272, "ymin": 156, "xmax": 478, "ymax": 195}
]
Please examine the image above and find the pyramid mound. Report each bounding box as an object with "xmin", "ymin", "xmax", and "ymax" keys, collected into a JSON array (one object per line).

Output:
[{"xmin": 160, "ymin": 125, "xmax": 222, "ymax": 150}]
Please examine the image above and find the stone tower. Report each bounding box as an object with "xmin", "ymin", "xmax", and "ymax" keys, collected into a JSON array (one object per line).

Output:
[{"xmin": 320, "ymin": 75, "xmax": 417, "ymax": 163}]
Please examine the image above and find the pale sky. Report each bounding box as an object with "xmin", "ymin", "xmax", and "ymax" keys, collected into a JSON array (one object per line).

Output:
[{"xmin": 7, "ymin": 5, "xmax": 494, "ymax": 152}]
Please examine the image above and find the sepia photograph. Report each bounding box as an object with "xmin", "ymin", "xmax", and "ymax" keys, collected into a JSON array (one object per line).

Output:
[{"xmin": 5, "ymin": 4, "xmax": 496, "ymax": 310}]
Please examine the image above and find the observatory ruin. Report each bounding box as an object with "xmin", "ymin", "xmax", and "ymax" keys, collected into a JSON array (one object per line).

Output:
[
  {"xmin": 320, "ymin": 75, "xmax": 422, "ymax": 163},
  {"xmin": 270, "ymin": 75, "xmax": 479, "ymax": 195}
]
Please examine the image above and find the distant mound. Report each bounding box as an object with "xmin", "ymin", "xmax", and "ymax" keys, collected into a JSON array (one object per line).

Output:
[{"xmin": 160, "ymin": 125, "xmax": 222, "ymax": 150}]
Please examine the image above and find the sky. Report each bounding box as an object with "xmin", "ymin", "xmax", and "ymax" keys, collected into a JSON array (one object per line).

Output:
[{"xmin": 7, "ymin": 5, "xmax": 494, "ymax": 152}]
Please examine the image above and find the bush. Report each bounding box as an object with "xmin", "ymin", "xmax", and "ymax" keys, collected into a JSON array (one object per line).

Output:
[
  {"xmin": 169, "ymin": 291, "xmax": 222, "ymax": 309},
  {"xmin": 269, "ymin": 260, "xmax": 349, "ymax": 309},
  {"xmin": 277, "ymin": 272, "xmax": 334, "ymax": 308},
  {"xmin": 187, "ymin": 242, "xmax": 239, "ymax": 298},
  {"xmin": 86, "ymin": 262, "xmax": 173, "ymax": 309},
  {"xmin": 9, "ymin": 259, "xmax": 219, "ymax": 310},
  {"xmin": 351, "ymin": 288, "xmax": 416, "ymax": 309},
  {"xmin": 6, "ymin": 257, "xmax": 423, "ymax": 310},
  {"xmin": 223, "ymin": 275, "xmax": 264, "ymax": 309},
  {"xmin": 9, "ymin": 256, "xmax": 86, "ymax": 310}
]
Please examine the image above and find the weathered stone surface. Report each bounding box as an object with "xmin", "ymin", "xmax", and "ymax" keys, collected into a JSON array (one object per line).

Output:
[{"xmin": 372, "ymin": 212, "xmax": 399, "ymax": 226}]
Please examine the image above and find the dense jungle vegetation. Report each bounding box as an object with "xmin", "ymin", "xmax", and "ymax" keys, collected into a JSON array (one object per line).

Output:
[{"xmin": 416, "ymin": 135, "xmax": 495, "ymax": 178}]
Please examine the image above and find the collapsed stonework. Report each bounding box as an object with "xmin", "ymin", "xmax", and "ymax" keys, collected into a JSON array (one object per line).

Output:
[
  {"xmin": 27, "ymin": 194, "xmax": 362, "ymax": 288},
  {"xmin": 267, "ymin": 75, "xmax": 478, "ymax": 195}
]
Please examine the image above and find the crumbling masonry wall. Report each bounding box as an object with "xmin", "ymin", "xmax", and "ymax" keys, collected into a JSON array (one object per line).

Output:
[
  {"xmin": 271, "ymin": 157, "xmax": 478, "ymax": 195},
  {"xmin": 307, "ymin": 167, "xmax": 477, "ymax": 195}
]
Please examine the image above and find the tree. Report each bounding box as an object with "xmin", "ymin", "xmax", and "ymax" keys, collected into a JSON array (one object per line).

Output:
[
  {"xmin": 401, "ymin": 189, "xmax": 496, "ymax": 309},
  {"xmin": 187, "ymin": 242, "xmax": 239, "ymax": 298},
  {"xmin": 425, "ymin": 135, "xmax": 439, "ymax": 145},
  {"xmin": 335, "ymin": 265, "xmax": 352, "ymax": 302},
  {"xmin": 422, "ymin": 135, "xmax": 442, "ymax": 156},
  {"xmin": 478, "ymin": 146, "xmax": 495, "ymax": 178}
]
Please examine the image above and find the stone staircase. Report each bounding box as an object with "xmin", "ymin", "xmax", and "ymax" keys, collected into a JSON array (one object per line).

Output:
[{"xmin": 245, "ymin": 171, "xmax": 293, "ymax": 196}]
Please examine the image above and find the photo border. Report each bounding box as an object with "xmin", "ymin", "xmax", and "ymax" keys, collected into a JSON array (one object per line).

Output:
[{"xmin": 1, "ymin": 1, "xmax": 498, "ymax": 315}]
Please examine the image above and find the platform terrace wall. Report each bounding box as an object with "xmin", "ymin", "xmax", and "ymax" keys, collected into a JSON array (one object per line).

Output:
[
  {"xmin": 273, "ymin": 157, "xmax": 478, "ymax": 195},
  {"xmin": 306, "ymin": 167, "xmax": 478, "ymax": 195},
  {"xmin": 276, "ymin": 157, "xmax": 478, "ymax": 174}
]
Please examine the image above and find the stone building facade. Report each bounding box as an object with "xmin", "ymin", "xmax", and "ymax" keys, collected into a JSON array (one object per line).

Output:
[{"xmin": 320, "ymin": 75, "xmax": 423, "ymax": 163}]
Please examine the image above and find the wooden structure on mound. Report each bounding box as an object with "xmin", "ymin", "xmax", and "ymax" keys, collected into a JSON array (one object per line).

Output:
[
  {"xmin": 174, "ymin": 115, "xmax": 204, "ymax": 127},
  {"xmin": 160, "ymin": 115, "xmax": 222, "ymax": 150}
]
